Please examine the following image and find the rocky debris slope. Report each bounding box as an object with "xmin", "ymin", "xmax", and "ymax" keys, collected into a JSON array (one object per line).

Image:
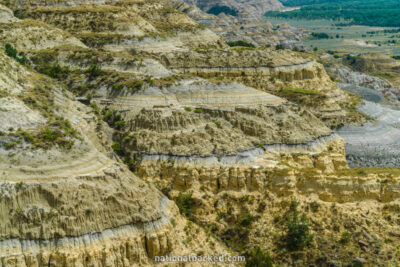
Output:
[
  {"xmin": 338, "ymin": 101, "xmax": 400, "ymax": 167},
  {"xmin": 328, "ymin": 65, "xmax": 400, "ymax": 102}
]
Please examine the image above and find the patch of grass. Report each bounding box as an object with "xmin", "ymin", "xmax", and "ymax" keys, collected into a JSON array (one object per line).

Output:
[
  {"xmin": 245, "ymin": 247, "xmax": 273, "ymax": 267},
  {"xmin": 15, "ymin": 182, "xmax": 26, "ymax": 190},
  {"xmin": 5, "ymin": 141, "xmax": 18, "ymax": 149},
  {"xmin": 15, "ymin": 117, "xmax": 78, "ymax": 150},
  {"xmin": 338, "ymin": 167, "xmax": 400, "ymax": 177},
  {"xmin": 280, "ymin": 87, "xmax": 318, "ymax": 95}
]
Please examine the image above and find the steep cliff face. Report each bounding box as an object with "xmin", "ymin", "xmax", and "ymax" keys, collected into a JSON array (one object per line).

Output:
[
  {"xmin": 155, "ymin": 49, "xmax": 364, "ymax": 127},
  {"xmin": 1, "ymin": 1, "xmax": 400, "ymax": 266},
  {"xmin": 136, "ymin": 135, "xmax": 400, "ymax": 266},
  {"xmin": 0, "ymin": 40, "xmax": 230, "ymax": 267},
  {"xmin": 113, "ymin": 84, "xmax": 330, "ymax": 157}
]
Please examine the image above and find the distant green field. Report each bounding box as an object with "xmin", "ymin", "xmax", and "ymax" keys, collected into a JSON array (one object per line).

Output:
[
  {"xmin": 266, "ymin": 17, "xmax": 400, "ymax": 55},
  {"xmin": 267, "ymin": 0, "xmax": 400, "ymax": 27}
]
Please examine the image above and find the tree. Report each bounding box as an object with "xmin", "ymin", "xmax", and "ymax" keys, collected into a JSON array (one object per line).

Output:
[{"xmin": 284, "ymin": 200, "xmax": 314, "ymax": 251}]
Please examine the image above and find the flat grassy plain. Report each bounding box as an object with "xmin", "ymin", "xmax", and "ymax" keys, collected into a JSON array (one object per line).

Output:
[{"xmin": 266, "ymin": 17, "xmax": 400, "ymax": 55}]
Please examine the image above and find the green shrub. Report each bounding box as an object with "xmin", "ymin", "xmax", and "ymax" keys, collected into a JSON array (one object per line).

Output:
[
  {"xmin": 15, "ymin": 182, "xmax": 25, "ymax": 190},
  {"xmin": 284, "ymin": 201, "xmax": 314, "ymax": 250},
  {"xmin": 5, "ymin": 43, "xmax": 26, "ymax": 64},
  {"xmin": 339, "ymin": 231, "xmax": 351, "ymax": 244},
  {"xmin": 245, "ymin": 247, "xmax": 273, "ymax": 267},
  {"xmin": 22, "ymin": 132, "xmax": 34, "ymax": 143},
  {"xmin": 5, "ymin": 141, "xmax": 17, "ymax": 149},
  {"xmin": 38, "ymin": 63, "xmax": 68, "ymax": 79},
  {"xmin": 175, "ymin": 191, "xmax": 196, "ymax": 218},
  {"xmin": 194, "ymin": 108, "xmax": 203, "ymax": 113},
  {"xmin": 42, "ymin": 128, "xmax": 58, "ymax": 141},
  {"xmin": 357, "ymin": 169, "xmax": 367, "ymax": 175},
  {"xmin": 112, "ymin": 141, "xmax": 121, "ymax": 152},
  {"xmin": 238, "ymin": 212, "xmax": 255, "ymax": 227},
  {"xmin": 5, "ymin": 43, "xmax": 17, "ymax": 58},
  {"xmin": 128, "ymin": 79, "xmax": 144, "ymax": 92},
  {"xmin": 114, "ymin": 120, "xmax": 126, "ymax": 130},
  {"xmin": 184, "ymin": 107, "xmax": 192, "ymax": 112},
  {"xmin": 309, "ymin": 32, "xmax": 330, "ymax": 39},
  {"xmin": 353, "ymin": 260, "xmax": 364, "ymax": 267},
  {"xmin": 227, "ymin": 40, "xmax": 255, "ymax": 48},
  {"xmin": 87, "ymin": 65, "xmax": 102, "ymax": 77}
]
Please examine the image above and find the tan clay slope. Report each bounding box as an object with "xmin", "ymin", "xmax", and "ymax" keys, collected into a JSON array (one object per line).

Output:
[
  {"xmin": 155, "ymin": 48, "xmax": 365, "ymax": 127},
  {"xmin": 3, "ymin": 0, "xmax": 362, "ymax": 128},
  {"xmin": 0, "ymin": 4, "xmax": 17, "ymax": 22},
  {"xmin": 29, "ymin": 47, "xmax": 330, "ymax": 157},
  {"xmin": 31, "ymin": 47, "xmax": 330, "ymax": 157},
  {"xmin": 0, "ymin": 50, "xmax": 230, "ymax": 266},
  {"xmin": 110, "ymin": 81, "xmax": 331, "ymax": 157},
  {"xmin": 0, "ymin": 18, "xmax": 85, "ymax": 51},
  {"xmin": 0, "ymin": 31, "xmax": 331, "ymax": 158},
  {"xmin": 10, "ymin": 0, "xmax": 225, "ymax": 51}
]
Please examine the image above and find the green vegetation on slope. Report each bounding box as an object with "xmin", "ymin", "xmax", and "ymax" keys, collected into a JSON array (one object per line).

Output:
[
  {"xmin": 227, "ymin": 40, "xmax": 255, "ymax": 48},
  {"xmin": 5, "ymin": 43, "xmax": 26, "ymax": 64},
  {"xmin": 207, "ymin": 5, "xmax": 238, "ymax": 16},
  {"xmin": 266, "ymin": 0, "xmax": 400, "ymax": 27}
]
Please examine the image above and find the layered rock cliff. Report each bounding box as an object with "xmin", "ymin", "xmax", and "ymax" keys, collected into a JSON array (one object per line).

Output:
[
  {"xmin": 154, "ymin": 48, "xmax": 364, "ymax": 127},
  {"xmin": 1, "ymin": 1, "xmax": 400, "ymax": 266},
  {"xmin": 0, "ymin": 34, "xmax": 230, "ymax": 267}
]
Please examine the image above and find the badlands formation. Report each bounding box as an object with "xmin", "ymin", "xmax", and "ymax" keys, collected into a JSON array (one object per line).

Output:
[
  {"xmin": 0, "ymin": 0, "xmax": 399, "ymax": 266},
  {"xmin": 172, "ymin": 1, "xmax": 307, "ymax": 48}
]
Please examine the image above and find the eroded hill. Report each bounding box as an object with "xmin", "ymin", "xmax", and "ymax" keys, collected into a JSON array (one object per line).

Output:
[{"xmin": 0, "ymin": 0, "xmax": 400, "ymax": 266}]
